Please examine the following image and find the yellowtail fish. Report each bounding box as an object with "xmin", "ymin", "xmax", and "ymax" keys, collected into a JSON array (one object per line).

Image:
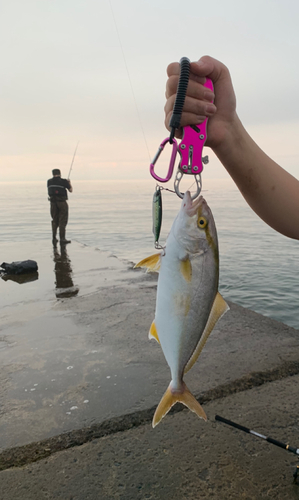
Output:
[{"xmin": 135, "ymin": 191, "xmax": 229, "ymax": 427}]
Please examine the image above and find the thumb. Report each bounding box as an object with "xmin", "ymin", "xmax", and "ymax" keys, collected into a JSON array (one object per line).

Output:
[{"xmin": 190, "ymin": 56, "xmax": 229, "ymax": 83}]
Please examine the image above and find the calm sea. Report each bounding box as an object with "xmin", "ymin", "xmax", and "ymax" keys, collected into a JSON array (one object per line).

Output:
[{"xmin": 0, "ymin": 178, "xmax": 298, "ymax": 329}]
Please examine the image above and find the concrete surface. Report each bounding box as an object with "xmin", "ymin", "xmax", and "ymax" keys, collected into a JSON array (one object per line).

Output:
[
  {"xmin": 1, "ymin": 376, "xmax": 299, "ymax": 499},
  {"xmin": 0, "ymin": 240, "xmax": 146, "ymax": 449},
  {"xmin": 0, "ymin": 240, "xmax": 299, "ymax": 499}
]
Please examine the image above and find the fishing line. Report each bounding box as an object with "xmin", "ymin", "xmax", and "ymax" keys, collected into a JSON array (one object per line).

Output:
[
  {"xmin": 157, "ymin": 184, "xmax": 176, "ymax": 194},
  {"xmin": 68, "ymin": 141, "xmax": 79, "ymax": 179},
  {"xmin": 108, "ymin": 0, "xmax": 152, "ymax": 162}
]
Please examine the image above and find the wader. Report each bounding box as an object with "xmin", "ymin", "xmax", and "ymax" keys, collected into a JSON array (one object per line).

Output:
[
  {"xmin": 47, "ymin": 176, "xmax": 72, "ymax": 245},
  {"xmin": 50, "ymin": 200, "xmax": 70, "ymax": 245}
]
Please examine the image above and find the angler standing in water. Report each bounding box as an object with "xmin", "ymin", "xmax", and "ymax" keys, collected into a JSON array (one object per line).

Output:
[{"xmin": 47, "ymin": 169, "xmax": 73, "ymax": 245}]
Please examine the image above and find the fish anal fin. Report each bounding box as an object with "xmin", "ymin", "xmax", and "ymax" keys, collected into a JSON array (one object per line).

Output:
[
  {"xmin": 184, "ymin": 292, "xmax": 230, "ymax": 374},
  {"xmin": 180, "ymin": 257, "xmax": 192, "ymax": 282},
  {"xmin": 152, "ymin": 382, "xmax": 207, "ymax": 428},
  {"xmin": 134, "ymin": 253, "xmax": 161, "ymax": 273},
  {"xmin": 149, "ymin": 321, "xmax": 160, "ymax": 344}
]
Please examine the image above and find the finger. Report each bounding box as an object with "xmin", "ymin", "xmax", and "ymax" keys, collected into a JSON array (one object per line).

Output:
[
  {"xmin": 166, "ymin": 65, "xmax": 207, "ymax": 95},
  {"xmin": 166, "ymin": 62, "xmax": 180, "ymax": 77},
  {"xmin": 184, "ymin": 96, "xmax": 216, "ymax": 117},
  {"xmin": 164, "ymin": 109, "xmax": 209, "ymax": 133},
  {"xmin": 190, "ymin": 56, "xmax": 231, "ymax": 85},
  {"xmin": 167, "ymin": 61, "xmax": 207, "ymax": 83},
  {"xmin": 164, "ymin": 94, "xmax": 176, "ymax": 116},
  {"xmin": 189, "ymin": 59, "xmax": 214, "ymax": 78},
  {"xmin": 166, "ymin": 75, "xmax": 215, "ymax": 102},
  {"xmin": 164, "ymin": 93, "xmax": 216, "ymax": 119},
  {"xmin": 167, "ymin": 56, "xmax": 227, "ymax": 94},
  {"xmin": 164, "ymin": 111, "xmax": 183, "ymax": 137}
]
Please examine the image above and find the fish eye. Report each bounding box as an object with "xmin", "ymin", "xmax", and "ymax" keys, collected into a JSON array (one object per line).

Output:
[{"xmin": 198, "ymin": 216, "xmax": 207, "ymax": 229}]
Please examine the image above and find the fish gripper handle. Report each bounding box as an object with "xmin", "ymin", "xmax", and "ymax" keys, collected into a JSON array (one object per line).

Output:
[{"xmin": 169, "ymin": 57, "xmax": 190, "ymax": 142}]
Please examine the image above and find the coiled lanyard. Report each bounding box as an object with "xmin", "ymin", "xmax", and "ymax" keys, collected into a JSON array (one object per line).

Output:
[
  {"xmin": 150, "ymin": 57, "xmax": 213, "ymax": 200},
  {"xmin": 150, "ymin": 57, "xmax": 213, "ymax": 248}
]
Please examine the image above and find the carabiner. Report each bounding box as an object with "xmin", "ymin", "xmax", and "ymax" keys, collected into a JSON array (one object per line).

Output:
[{"xmin": 150, "ymin": 137, "xmax": 178, "ymax": 183}]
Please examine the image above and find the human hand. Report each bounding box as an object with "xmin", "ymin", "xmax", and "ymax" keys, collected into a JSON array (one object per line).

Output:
[{"xmin": 164, "ymin": 56, "xmax": 237, "ymax": 150}]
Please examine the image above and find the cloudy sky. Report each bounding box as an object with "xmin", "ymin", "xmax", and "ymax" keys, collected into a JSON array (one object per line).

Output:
[{"xmin": 1, "ymin": 0, "xmax": 299, "ymax": 182}]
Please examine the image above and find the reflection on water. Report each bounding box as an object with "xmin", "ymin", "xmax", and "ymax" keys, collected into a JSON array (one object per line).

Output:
[
  {"xmin": 0, "ymin": 179, "xmax": 298, "ymax": 328},
  {"xmin": 53, "ymin": 245, "xmax": 79, "ymax": 298},
  {"xmin": 1, "ymin": 272, "xmax": 39, "ymax": 285}
]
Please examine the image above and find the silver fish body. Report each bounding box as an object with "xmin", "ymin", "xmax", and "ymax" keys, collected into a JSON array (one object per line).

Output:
[{"xmin": 135, "ymin": 191, "xmax": 229, "ymax": 426}]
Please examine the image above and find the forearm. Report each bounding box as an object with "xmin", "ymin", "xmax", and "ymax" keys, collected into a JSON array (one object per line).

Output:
[
  {"xmin": 213, "ymin": 115, "xmax": 299, "ymax": 239},
  {"xmin": 165, "ymin": 56, "xmax": 299, "ymax": 239}
]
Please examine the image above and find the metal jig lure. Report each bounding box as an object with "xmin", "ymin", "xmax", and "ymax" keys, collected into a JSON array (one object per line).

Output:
[{"xmin": 152, "ymin": 185, "xmax": 163, "ymax": 249}]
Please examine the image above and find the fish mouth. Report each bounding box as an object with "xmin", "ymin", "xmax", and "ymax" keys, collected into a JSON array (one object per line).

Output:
[{"xmin": 183, "ymin": 191, "xmax": 206, "ymax": 217}]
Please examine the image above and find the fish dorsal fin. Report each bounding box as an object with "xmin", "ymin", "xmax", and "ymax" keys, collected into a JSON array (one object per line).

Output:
[
  {"xmin": 134, "ymin": 253, "xmax": 161, "ymax": 273},
  {"xmin": 184, "ymin": 292, "xmax": 229, "ymax": 374},
  {"xmin": 149, "ymin": 320, "xmax": 160, "ymax": 343},
  {"xmin": 180, "ymin": 257, "xmax": 192, "ymax": 282}
]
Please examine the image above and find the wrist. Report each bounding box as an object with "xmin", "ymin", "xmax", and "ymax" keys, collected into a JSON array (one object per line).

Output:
[{"xmin": 212, "ymin": 113, "xmax": 245, "ymax": 161}]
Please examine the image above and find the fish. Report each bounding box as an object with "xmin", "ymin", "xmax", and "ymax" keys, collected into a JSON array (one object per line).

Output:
[{"xmin": 135, "ymin": 191, "xmax": 229, "ymax": 427}]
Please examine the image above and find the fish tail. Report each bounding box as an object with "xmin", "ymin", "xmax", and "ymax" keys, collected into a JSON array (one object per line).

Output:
[{"xmin": 152, "ymin": 381, "xmax": 207, "ymax": 428}]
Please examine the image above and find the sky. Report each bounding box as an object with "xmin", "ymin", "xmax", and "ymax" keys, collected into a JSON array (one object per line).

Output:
[{"xmin": 1, "ymin": 0, "xmax": 299, "ymax": 182}]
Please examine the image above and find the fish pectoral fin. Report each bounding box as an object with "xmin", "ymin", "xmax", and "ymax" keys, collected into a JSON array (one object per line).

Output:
[
  {"xmin": 149, "ymin": 321, "xmax": 160, "ymax": 344},
  {"xmin": 180, "ymin": 257, "xmax": 192, "ymax": 282},
  {"xmin": 134, "ymin": 253, "xmax": 161, "ymax": 273},
  {"xmin": 184, "ymin": 292, "xmax": 230, "ymax": 374},
  {"xmin": 153, "ymin": 381, "xmax": 207, "ymax": 428}
]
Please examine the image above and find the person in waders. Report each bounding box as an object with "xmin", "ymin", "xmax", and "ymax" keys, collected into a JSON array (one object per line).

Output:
[{"xmin": 47, "ymin": 169, "xmax": 73, "ymax": 245}]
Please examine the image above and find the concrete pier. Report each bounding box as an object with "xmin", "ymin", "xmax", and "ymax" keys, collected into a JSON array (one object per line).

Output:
[{"xmin": 0, "ymin": 240, "xmax": 298, "ymax": 499}]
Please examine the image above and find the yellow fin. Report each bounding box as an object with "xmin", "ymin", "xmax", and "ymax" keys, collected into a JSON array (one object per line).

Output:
[
  {"xmin": 184, "ymin": 292, "xmax": 230, "ymax": 374},
  {"xmin": 180, "ymin": 257, "xmax": 192, "ymax": 282},
  {"xmin": 153, "ymin": 381, "xmax": 207, "ymax": 428},
  {"xmin": 149, "ymin": 321, "xmax": 160, "ymax": 343},
  {"xmin": 134, "ymin": 253, "xmax": 161, "ymax": 273}
]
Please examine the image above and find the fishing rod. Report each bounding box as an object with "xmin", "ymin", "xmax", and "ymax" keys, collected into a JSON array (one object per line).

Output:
[
  {"xmin": 67, "ymin": 141, "xmax": 79, "ymax": 179},
  {"xmin": 215, "ymin": 415, "xmax": 299, "ymax": 483}
]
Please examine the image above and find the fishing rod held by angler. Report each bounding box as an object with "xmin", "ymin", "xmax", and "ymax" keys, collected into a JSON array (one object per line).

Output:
[
  {"xmin": 215, "ymin": 414, "xmax": 299, "ymax": 483},
  {"xmin": 68, "ymin": 141, "xmax": 79, "ymax": 179}
]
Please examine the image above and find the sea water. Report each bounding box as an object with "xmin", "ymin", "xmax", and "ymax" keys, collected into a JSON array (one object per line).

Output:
[{"xmin": 0, "ymin": 178, "xmax": 298, "ymax": 329}]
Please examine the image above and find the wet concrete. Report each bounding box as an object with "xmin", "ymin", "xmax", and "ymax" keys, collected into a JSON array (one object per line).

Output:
[
  {"xmin": 0, "ymin": 239, "xmax": 299, "ymax": 499},
  {"xmin": 0, "ymin": 240, "xmax": 142, "ymax": 449},
  {"xmin": 1, "ymin": 240, "xmax": 299, "ymax": 453},
  {"xmin": 1, "ymin": 376, "xmax": 299, "ymax": 499}
]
